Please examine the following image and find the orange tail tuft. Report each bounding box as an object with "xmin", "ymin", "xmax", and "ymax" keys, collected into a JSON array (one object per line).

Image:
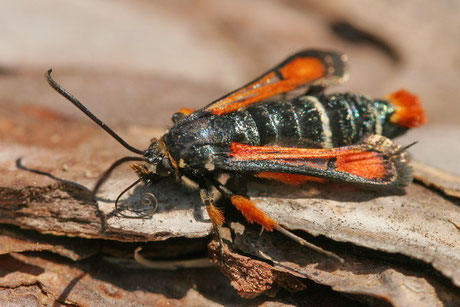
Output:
[{"xmin": 387, "ymin": 89, "xmax": 426, "ymax": 128}]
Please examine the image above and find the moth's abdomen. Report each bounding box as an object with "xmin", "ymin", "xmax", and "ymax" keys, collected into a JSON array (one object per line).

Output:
[
  {"xmin": 230, "ymin": 93, "xmax": 395, "ymax": 148},
  {"xmin": 242, "ymin": 99, "xmax": 326, "ymax": 148},
  {"xmin": 163, "ymin": 92, "xmax": 403, "ymax": 170},
  {"xmin": 321, "ymin": 93, "xmax": 390, "ymax": 147}
]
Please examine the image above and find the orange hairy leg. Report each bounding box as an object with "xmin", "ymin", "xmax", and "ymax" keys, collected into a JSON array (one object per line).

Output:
[
  {"xmin": 209, "ymin": 179, "xmax": 343, "ymax": 262},
  {"xmin": 199, "ymin": 188, "xmax": 224, "ymax": 227},
  {"xmin": 230, "ymin": 195, "xmax": 278, "ymax": 231},
  {"xmin": 229, "ymin": 195, "xmax": 343, "ymax": 262},
  {"xmin": 206, "ymin": 204, "xmax": 225, "ymax": 226},
  {"xmin": 199, "ymin": 187, "xmax": 226, "ymax": 262}
]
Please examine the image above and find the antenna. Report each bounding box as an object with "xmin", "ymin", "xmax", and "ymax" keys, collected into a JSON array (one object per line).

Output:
[
  {"xmin": 45, "ymin": 70, "xmax": 145, "ymax": 155},
  {"xmin": 92, "ymin": 156, "xmax": 147, "ymax": 195}
]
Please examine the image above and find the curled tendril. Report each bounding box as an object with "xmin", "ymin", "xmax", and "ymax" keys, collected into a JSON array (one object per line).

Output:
[
  {"xmin": 114, "ymin": 179, "xmax": 158, "ymax": 219},
  {"xmin": 139, "ymin": 192, "xmax": 158, "ymax": 216}
]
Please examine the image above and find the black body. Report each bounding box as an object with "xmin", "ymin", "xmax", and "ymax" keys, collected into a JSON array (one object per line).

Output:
[{"xmin": 163, "ymin": 93, "xmax": 406, "ymax": 173}]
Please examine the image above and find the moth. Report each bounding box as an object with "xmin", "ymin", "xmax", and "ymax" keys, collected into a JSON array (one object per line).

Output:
[{"xmin": 46, "ymin": 50, "xmax": 426, "ymax": 261}]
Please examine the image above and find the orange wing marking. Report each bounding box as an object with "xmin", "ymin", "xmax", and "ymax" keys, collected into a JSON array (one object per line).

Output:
[
  {"xmin": 230, "ymin": 142, "xmax": 360, "ymax": 160},
  {"xmin": 279, "ymin": 57, "xmax": 325, "ymax": 80},
  {"xmin": 335, "ymin": 151, "xmax": 386, "ymax": 180},
  {"xmin": 230, "ymin": 143, "xmax": 389, "ymax": 181},
  {"xmin": 208, "ymin": 57, "xmax": 326, "ymax": 115}
]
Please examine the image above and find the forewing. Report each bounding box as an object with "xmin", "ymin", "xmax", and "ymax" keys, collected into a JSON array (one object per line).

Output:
[
  {"xmin": 202, "ymin": 50, "xmax": 348, "ymax": 116},
  {"xmin": 214, "ymin": 135, "xmax": 411, "ymax": 188}
]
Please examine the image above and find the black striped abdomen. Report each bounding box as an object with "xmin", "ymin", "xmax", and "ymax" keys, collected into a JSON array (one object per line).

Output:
[
  {"xmin": 321, "ymin": 94, "xmax": 383, "ymax": 147},
  {"xmin": 229, "ymin": 94, "xmax": 387, "ymax": 148},
  {"xmin": 228, "ymin": 97, "xmax": 325, "ymax": 148}
]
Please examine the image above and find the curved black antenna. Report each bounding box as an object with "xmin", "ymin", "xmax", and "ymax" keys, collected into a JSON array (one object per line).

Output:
[
  {"xmin": 115, "ymin": 178, "xmax": 142, "ymax": 214},
  {"xmin": 92, "ymin": 156, "xmax": 147, "ymax": 196},
  {"xmin": 45, "ymin": 69, "xmax": 145, "ymax": 155},
  {"xmin": 114, "ymin": 178, "xmax": 157, "ymax": 218}
]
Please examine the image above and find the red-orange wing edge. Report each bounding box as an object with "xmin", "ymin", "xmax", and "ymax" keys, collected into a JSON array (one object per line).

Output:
[
  {"xmin": 214, "ymin": 135, "xmax": 411, "ymax": 188},
  {"xmin": 203, "ymin": 50, "xmax": 348, "ymax": 116}
]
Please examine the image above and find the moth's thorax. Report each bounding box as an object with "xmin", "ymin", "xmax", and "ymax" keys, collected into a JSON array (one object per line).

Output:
[{"xmin": 162, "ymin": 115, "xmax": 234, "ymax": 170}]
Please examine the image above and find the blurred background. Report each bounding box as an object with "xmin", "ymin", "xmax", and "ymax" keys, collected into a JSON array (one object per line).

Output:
[
  {"xmin": 0, "ymin": 2, "xmax": 459, "ymax": 304},
  {"xmin": 1, "ymin": 0, "xmax": 459, "ymax": 175}
]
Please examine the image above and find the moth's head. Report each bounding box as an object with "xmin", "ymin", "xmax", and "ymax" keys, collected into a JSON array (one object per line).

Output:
[{"xmin": 142, "ymin": 138, "xmax": 174, "ymax": 177}]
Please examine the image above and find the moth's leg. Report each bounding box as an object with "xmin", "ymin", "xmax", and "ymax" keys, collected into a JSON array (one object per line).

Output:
[
  {"xmin": 199, "ymin": 187, "xmax": 225, "ymax": 228},
  {"xmin": 198, "ymin": 180, "xmax": 226, "ymax": 261},
  {"xmin": 209, "ymin": 178, "xmax": 344, "ymax": 262},
  {"xmin": 178, "ymin": 174, "xmax": 206, "ymax": 222}
]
